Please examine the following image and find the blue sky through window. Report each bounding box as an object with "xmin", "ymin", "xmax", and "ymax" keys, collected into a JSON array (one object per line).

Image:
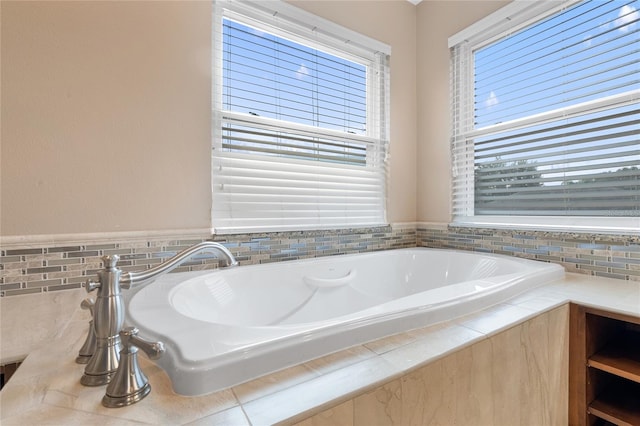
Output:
[
  {"xmin": 222, "ymin": 18, "xmax": 367, "ymax": 136},
  {"xmin": 474, "ymin": 0, "xmax": 639, "ymax": 128}
]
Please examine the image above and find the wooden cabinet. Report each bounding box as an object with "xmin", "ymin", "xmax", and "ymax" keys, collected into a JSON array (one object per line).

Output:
[{"xmin": 570, "ymin": 304, "xmax": 640, "ymax": 425}]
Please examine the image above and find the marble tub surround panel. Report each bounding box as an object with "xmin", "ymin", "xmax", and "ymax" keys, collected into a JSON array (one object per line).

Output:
[
  {"xmin": 232, "ymin": 346, "xmax": 379, "ymax": 406},
  {"xmin": 0, "ymin": 319, "xmax": 90, "ymax": 419},
  {"xmin": 418, "ymin": 225, "xmax": 640, "ymax": 281},
  {"xmin": 0, "ymin": 288, "xmax": 86, "ymax": 362},
  {"xmin": 0, "ymin": 225, "xmax": 416, "ymax": 297},
  {"xmin": 0, "ymin": 302, "xmax": 239, "ymax": 424},
  {"xmin": 0, "ymin": 318, "xmax": 241, "ymax": 425},
  {"xmin": 295, "ymin": 306, "xmax": 568, "ymax": 426},
  {"xmin": 39, "ymin": 358, "xmax": 239, "ymax": 425}
]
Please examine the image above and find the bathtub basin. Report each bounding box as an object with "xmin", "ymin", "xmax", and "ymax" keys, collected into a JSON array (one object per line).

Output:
[{"xmin": 125, "ymin": 248, "xmax": 564, "ymax": 396}]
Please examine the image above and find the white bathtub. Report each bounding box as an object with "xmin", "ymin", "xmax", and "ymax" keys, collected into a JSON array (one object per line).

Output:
[{"xmin": 125, "ymin": 247, "xmax": 564, "ymax": 396}]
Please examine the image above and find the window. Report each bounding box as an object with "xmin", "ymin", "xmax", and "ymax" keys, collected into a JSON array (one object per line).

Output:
[
  {"xmin": 450, "ymin": 0, "xmax": 639, "ymax": 233},
  {"xmin": 212, "ymin": 1, "xmax": 390, "ymax": 234}
]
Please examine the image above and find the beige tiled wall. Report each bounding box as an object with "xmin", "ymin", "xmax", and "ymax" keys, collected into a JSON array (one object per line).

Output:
[{"xmin": 295, "ymin": 305, "xmax": 569, "ymax": 426}]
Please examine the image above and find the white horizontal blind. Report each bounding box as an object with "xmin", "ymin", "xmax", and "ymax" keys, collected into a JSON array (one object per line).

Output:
[
  {"xmin": 450, "ymin": 40, "xmax": 476, "ymax": 220},
  {"xmin": 451, "ymin": 0, "xmax": 640, "ymax": 230},
  {"xmin": 212, "ymin": 1, "xmax": 390, "ymax": 233}
]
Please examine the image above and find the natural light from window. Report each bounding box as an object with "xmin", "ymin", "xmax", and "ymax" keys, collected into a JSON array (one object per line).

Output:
[
  {"xmin": 450, "ymin": 0, "xmax": 639, "ymax": 231},
  {"xmin": 211, "ymin": 2, "xmax": 390, "ymax": 234}
]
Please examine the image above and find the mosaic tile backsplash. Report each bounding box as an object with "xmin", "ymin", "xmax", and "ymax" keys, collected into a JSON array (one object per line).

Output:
[
  {"xmin": 1, "ymin": 224, "xmax": 638, "ymax": 297},
  {"xmin": 0, "ymin": 226, "xmax": 415, "ymax": 297},
  {"xmin": 418, "ymin": 226, "xmax": 640, "ymax": 281}
]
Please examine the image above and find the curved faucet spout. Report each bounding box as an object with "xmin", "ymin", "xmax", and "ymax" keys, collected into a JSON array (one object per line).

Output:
[
  {"xmin": 80, "ymin": 240, "xmax": 238, "ymax": 389},
  {"xmin": 120, "ymin": 241, "xmax": 238, "ymax": 289}
]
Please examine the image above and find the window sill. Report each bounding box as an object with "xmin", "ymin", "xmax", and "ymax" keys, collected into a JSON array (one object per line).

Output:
[
  {"xmin": 451, "ymin": 216, "xmax": 640, "ymax": 237},
  {"xmin": 212, "ymin": 223, "xmax": 391, "ymax": 236}
]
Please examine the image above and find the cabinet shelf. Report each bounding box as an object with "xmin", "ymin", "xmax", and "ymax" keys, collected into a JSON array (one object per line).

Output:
[
  {"xmin": 569, "ymin": 304, "xmax": 640, "ymax": 426},
  {"xmin": 588, "ymin": 380, "xmax": 640, "ymax": 426},
  {"xmin": 588, "ymin": 342, "xmax": 640, "ymax": 384}
]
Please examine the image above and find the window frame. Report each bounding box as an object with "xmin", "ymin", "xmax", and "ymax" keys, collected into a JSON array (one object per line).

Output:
[
  {"xmin": 449, "ymin": 0, "xmax": 640, "ymax": 235},
  {"xmin": 211, "ymin": 0, "xmax": 391, "ymax": 234}
]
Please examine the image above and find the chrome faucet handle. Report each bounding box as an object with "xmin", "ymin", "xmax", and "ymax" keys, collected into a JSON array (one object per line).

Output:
[
  {"xmin": 85, "ymin": 279, "xmax": 100, "ymax": 293},
  {"xmin": 80, "ymin": 297, "xmax": 95, "ymax": 312},
  {"xmin": 102, "ymin": 327, "xmax": 165, "ymax": 408},
  {"xmin": 102, "ymin": 255, "xmax": 120, "ymax": 270},
  {"xmin": 75, "ymin": 298, "xmax": 97, "ymax": 364},
  {"xmin": 86, "ymin": 256, "xmax": 121, "ymax": 293}
]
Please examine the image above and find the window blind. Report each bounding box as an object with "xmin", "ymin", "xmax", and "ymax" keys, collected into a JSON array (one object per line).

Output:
[
  {"xmin": 212, "ymin": 1, "xmax": 390, "ymax": 233},
  {"xmin": 451, "ymin": 0, "xmax": 640, "ymax": 231}
]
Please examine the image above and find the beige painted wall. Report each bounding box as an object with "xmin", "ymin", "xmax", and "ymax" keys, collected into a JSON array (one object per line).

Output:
[
  {"xmin": 1, "ymin": 0, "xmax": 513, "ymax": 236},
  {"xmin": 0, "ymin": 0, "xmax": 417, "ymax": 237},
  {"xmin": 1, "ymin": 1, "xmax": 214, "ymax": 236},
  {"xmin": 416, "ymin": 0, "xmax": 508, "ymax": 223}
]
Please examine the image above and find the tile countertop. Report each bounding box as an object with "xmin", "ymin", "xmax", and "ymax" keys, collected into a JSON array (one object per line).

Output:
[{"xmin": 1, "ymin": 273, "xmax": 639, "ymax": 425}]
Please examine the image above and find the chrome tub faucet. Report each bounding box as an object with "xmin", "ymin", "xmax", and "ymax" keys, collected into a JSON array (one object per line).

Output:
[
  {"xmin": 102, "ymin": 326, "xmax": 165, "ymax": 408},
  {"xmin": 78, "ymin": 241, "xmax": 238, "ymax": 404}
]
